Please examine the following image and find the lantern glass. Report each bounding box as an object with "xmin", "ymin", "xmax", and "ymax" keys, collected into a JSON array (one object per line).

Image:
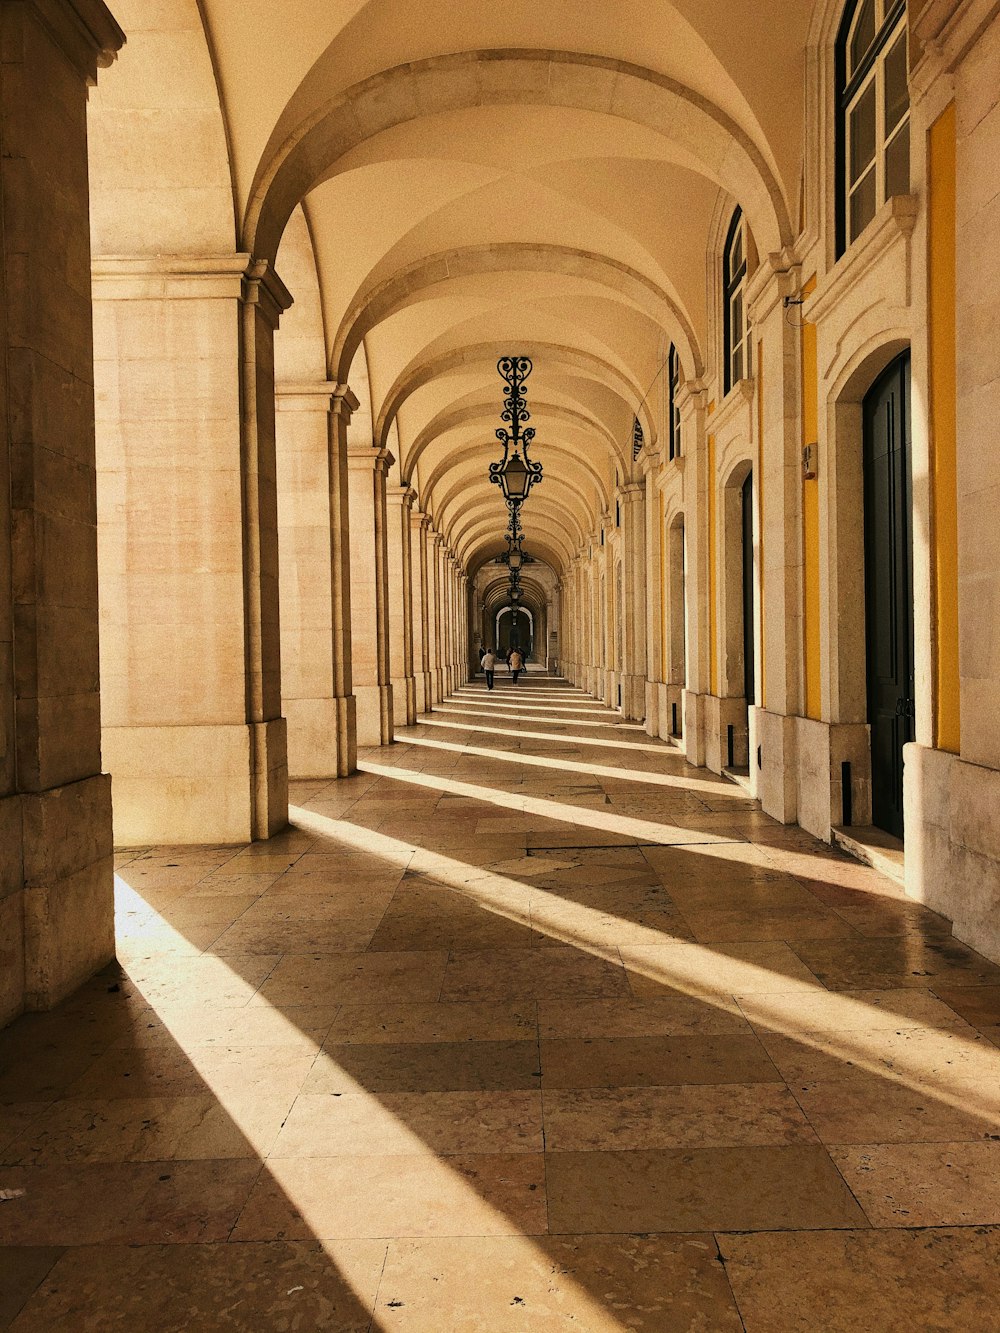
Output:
[
  {"xmin": 500, "ymin": 453, "xmax": 530, "ymax": 501},
  {"xmin": 508, "ymin": 548, "xmax": 524, "ymax": 571}
]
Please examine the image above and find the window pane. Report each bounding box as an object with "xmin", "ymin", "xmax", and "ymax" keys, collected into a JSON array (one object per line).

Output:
[
  {"xmin": 850, "ymin": 81, "xmax": 877, "ymax": 183},
  {"xmin": 850, "ymin": 0, "xmax": 876, "ymax": 74},
  {"xmin": 850, "ymin": 165, "xmax": 877, "ymax": 239},
  {"xmin": 731, "ymin": 225, "xmax": 743, "ymax": 276},
  {"xmin": 733, "ymin": 345, "xmax": 743, "ymax": 385},
  {"xmin": 885, "ymin": 118, "xmax": 910, "ymax": 197},
  {"xmin": 731, "ymin": 291, "xmax": 743, "ymax": 343},
  {"xmin": 884, "ymin": 31, "xmax": 908, "ymax": 134}
]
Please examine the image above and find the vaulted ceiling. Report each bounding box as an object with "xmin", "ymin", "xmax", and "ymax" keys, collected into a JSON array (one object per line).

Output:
[{"xmin": 89, "ymin": 0, "xmax": 814, "ymax": 581}]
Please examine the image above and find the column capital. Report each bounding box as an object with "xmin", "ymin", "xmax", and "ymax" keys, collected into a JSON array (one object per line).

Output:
[
  {"xmin": 348, "ymin": 442, "xmax": 394, "ymax": 475},
  {"xmin": 242, "ymin": 257, "xmax": 293, "ymax": 328},
  {"xmin": 747, "ymin": 248, "xmax": 802, "ymax": 324},
  {"xmin": 331, "ymin": 384, "xmax": 361, "ymax": 421},
  {"xmin": 618, "ymin": 481, "xmax": 645, "ymax": 502},
  {"xmin": 387, "ymin": 484, "xmax": 418, "ymax": 509},
  {"xmin": 275, "ymin": 380, "xmax": 338, "ymax": 410},
  {"xmin": 410, "ymin": 508, "xmax": 432, "ymax": 531},
  {"xmin": 636, "ymin": 442, "xmax": 662, "ymax": 476},
  {"xmin": 25, "ymin": 0, "xmax": 125, "ymax": 84}
]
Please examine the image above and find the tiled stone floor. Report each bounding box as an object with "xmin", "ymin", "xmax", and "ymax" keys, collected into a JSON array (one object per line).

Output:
[{"xmin": 3, "ymin": 675, "xmax": 1000, "ymax": 1329}]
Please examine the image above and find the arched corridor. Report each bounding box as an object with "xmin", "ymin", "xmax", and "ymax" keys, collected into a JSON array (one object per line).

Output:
[
  {"xmin": 5, "ymin": 676, "xmax": 1000, "ymax": 1328},
  {"xmin": 3, "ymin": 0, "xmax": 1000, "ymax": 1322}
]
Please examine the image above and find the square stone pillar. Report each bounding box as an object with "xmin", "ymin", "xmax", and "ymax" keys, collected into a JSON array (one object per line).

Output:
[
  {"xmin": 430, "ymin": 533, "xmax": 446, "ymax": 702},
  {"xmin": 275, "ymin": 382, "xmax": 358, "ymax": 778},
  {"xmin": 411, "ymin": 511, "xmax": 434, "ymax": 712},
  {"xmin": 93, "ymin": 254, "xmax": 290, "ymax": 844},
  {"xmin": 618, "ymin": 483, "xmax": 647, "ymax": 721},
  {"xmin": 348, "ymin": 444, "xmax": 393, "ymax": 746},
  {"xmin": 0, "ymin": 0, "xmax": 124, "ymax": 1023},
  {"xmin": 639, "ymin": 446, "xmax": 663, "ymax": 735},
  {"xmin": 387, "ymin": 486, "xmax": 417, "ymax": 725}
]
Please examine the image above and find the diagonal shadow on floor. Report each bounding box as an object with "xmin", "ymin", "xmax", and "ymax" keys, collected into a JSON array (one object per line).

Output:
[{"xmin": 4, "ymin": 677, "xmax": 1000, "ymax": 1330}]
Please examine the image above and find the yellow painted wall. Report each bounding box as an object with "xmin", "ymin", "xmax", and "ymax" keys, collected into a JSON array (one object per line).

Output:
[
  {"xmin": 929, "ymin": 102, "xmax": 960, "ymax": 754},
  {"xmin": 800, "ymin": 277, "xmax": 821, "ymax": 720}
]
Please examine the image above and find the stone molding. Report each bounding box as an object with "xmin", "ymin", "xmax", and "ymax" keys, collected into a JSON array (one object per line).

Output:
[
  {"xmin": 25, "ymin": 0, "xmax": 124, "ymax": 83},
  {"xmin": 709, "ymin": 378, "xmax": 755, "ymax": 436},
  {"xmin": 92, "ymin": 255, "xmax": 291, "ymax": 315},
  {"xmin": 805, "ymin": 195, "xmax": 918, "ymax": 324}
]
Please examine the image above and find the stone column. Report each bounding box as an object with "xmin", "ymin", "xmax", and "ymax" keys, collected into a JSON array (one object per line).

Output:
[
  {"xmin": 94, "ymin": 254, "xmax": 291, "ymax": 844},
  {"xmin": 619, "ymin": 483, "xmax": 647, "ymax": 721},
  {"xmin": 748, "ymin": 255, "xmax": 804, "ymax": 819},
  {"xmin": 639, "ymin": 448, "xmax": 663, "ymax": 736},
  {"xmin": 348, "ymin": 444, "xmax": 393, "ymax": 746},
  {"xmin": 276, "ymin": 384, "xmax": 339, "ymax": 777},
  {"xmin": 387, "ymin": 486, "xmax": 417, "ymax": 726},
  {"xmin": 327, "ymin": 387, "xmax": 359, "ymax": 776},
  {"xmin": 679, "ymin": 381, "xmax": 710, "ymax": 766},
  {"xmin": 410, "ymin": 509, "xmax": 433, "ymax": 714},
  {"xmin": 430, "ymin": 532, "xmax": 445, "ymax": 702},
  {"xmin": 0, "ymin": 0, "xmax": 124, "ymax": 1023}
]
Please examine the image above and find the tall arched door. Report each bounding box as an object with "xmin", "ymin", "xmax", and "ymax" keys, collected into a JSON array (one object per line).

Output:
[{"xmin": 863, "ymin": 352, "xmax": 914, "ymax": 838}]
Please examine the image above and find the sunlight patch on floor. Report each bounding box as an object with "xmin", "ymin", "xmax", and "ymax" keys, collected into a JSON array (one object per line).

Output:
[
  {"xmin": 399, "ymin": 733, "xmax": 743, "ymax": 797},
  {"xmin": 112, "ymin": 872, "xmax": 627, "ymax": 1332},
  {"xmin": 420, "ymin": 716, "xmax": 683, "ymax": 756},
  {"xmin": 290, "ymin": 804, "xmax": 1000, "ymax": 1126}
]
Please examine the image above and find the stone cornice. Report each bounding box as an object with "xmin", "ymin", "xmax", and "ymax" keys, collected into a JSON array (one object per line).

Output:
[
  {"xmin": 28, "ymin": 0, "xmax": 124, "ymax": 83},
  {"xmin": 92, "ymin": 254, "xmax": 292, "ymax": 323},
  {"xmin": 708, "ymin": 378, "xmax": 755, "ymax": 436},
  {"xmin": 805, "ymin": 194, "xmax": 918, "ymax": 324},
  {"xmin": 636, "ymin": 442, "xmax": 662, "ymax": 476},
  {"xmin": 330, "ymin": 385, "xmax": 360, "ymax": 422},
  {"xmin": 275, "ymin": 381, "xmax": 337, "ymax": 410},
  {"xmin": 747, "ymin": 249, "xmax": 802, "ymax": 324},
  {"xmin": 911, "ymin": 0, "xmax": 1000, "ymax": 97}
]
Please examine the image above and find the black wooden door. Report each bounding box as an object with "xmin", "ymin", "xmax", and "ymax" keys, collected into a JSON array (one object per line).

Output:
[
  {"xmin": 863, "ymin": 352, "xmax": 914, "ymax": 839},
  {"xmin": 741, "ymin": 472, "xmax": 755, "ymax": 706}
]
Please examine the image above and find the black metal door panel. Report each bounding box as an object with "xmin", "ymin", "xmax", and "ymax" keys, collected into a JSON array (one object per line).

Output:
[{"xmin": 863, "ymin": 352, "xmax": 914, "ymax": 838}]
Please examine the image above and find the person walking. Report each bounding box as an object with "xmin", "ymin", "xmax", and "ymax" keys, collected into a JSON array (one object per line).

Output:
[
  {"xmin": 482, "ymin": 647, "xmax": 497, "ymax": 690},
  {"xmin": 509, "ymin": 646, "xmax": 524, "ymax": 684}
]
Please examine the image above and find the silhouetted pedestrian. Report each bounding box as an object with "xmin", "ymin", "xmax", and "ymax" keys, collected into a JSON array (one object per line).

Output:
[{"xmin": 482, "ymin": 648, "xmax": 496, "ymax": 690}]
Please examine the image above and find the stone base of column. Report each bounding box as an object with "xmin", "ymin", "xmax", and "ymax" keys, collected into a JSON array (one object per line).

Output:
[
  {"xmin": 392, "ymin": 675, "xmax": 418, "ymax": 727},
  {"xmin": 682, "ymin": 689, "xmax": 706, "ymax": 767},
  {"xmin": 419, "ymin": 673, "xmax": 435, "ymax": 714},
  {"xmin": 904, "ymin": 745, "xmax": 1000, "ymax": 965},
  {"xmin": 704, "ymin": 695, "xmax": 750, "ymax": 773},
  {"xmin": 356, "ymin": 684, "xmax": 393, "ymax": 747},
  {"xmin": 791, "ymin": 716, "xmax": 871, "ymax": 840},
  {"xmin": 754, "ymin": 708, "xmax": 798, "ymax": 823},
  {"xmin": 1, "ymin": 775, "xmax": 115, "ymax": 1021},
  {"xmin": 621, "ymin": 673, "xmax": 645, "ymax": 722},
  {"xmin": 251, "ymin": 717, "xmax": 289, "ymax": 840},
  {"xmin": 657, "ymin": 685, "xmax": 684, "ymax": 743},
  {"xmin": 334, "ymin": 694, "xmax": 357, "ymax": 776},
  {"xmin": 590, "ymin": 667, "xmax": 603, "ymax": 699},
  {"xmin": 434, "ymin": 668, "xmax": 445, "ymax": 703},
  {"xmin": 285, "ymin": 698, "xmax": 352, "ymax": 779},
  {"xmin": 644, "ymin": 680, "xmax": 660, "ymax": 737},
  {"xmin": 104, "ymin": 723, "xmax": 287, "ymax": 845}
]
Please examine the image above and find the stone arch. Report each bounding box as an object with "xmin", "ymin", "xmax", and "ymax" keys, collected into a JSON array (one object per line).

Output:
[
  {"xmin": 332, "ymin": 244, "xmax": 705, "ymax": 384},
  {"xmin": 375, "ymin": 341, "xmax": 656, "ymax": 467},
  {"xmin": 824, "ymin": 331, "xmax": 912, "ymax": 725},
  {"xmin": 244, "ymin": 50, "xmax": 793, "ymax": 266}
]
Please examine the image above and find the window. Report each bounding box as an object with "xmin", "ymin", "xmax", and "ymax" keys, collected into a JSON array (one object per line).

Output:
[
  {"xmin": 632, "ymin": 415, "xmax": 644, "ymax": 462},
  {"xmin": 837, "ymin": 0, "xmax": 909, "ymax": 252},
  {"xmin": 667, "ymin": 345, "xmax": 681, "ymax": 460},
  {"xmin": 723, "ymin": 209, "xmax": 751, "ymax": 395}
]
